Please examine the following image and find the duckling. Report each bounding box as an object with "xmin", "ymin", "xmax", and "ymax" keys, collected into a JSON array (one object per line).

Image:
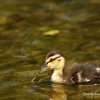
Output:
[{"xmin": 32, "ymin": 51, "xmax": 100, "ymax": 85}]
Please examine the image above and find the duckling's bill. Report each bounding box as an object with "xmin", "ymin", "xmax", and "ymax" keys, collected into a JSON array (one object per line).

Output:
[
  {"xmin": 31, "ymin": 63, "xmax": 48, "ymax": 82},
  {"xmin": 40, "ymin": 63, "xmax": 48, "ymax": 73}
]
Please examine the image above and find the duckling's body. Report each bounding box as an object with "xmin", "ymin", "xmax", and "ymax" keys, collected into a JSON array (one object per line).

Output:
[
  {"xmin": 32, "ymin": 51, "xmax": 100, "ymax": 85},
  {"xmin": 52, "ymin": 63, "xmax": 100, "ymax": 85}
]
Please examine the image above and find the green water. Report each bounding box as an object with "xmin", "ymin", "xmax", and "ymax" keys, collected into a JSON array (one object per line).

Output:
[{"xmin": 0, "ymin": 0, "xmax": 100, "ymax": 100}]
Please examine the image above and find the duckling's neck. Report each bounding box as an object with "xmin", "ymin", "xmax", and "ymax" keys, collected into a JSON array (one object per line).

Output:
[{"xmin": 51, "ymin": 68, "xmax": 64, "ymax": 84}]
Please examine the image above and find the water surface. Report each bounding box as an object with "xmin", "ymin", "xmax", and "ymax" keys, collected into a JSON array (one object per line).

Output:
[{"xmin": 0, "ymin": 0, "xmax": 100, "ymax": 100}]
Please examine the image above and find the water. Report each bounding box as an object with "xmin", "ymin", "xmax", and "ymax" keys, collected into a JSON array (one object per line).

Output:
[{"xmin": 0, "ymin": 0, "xmax": 100, "ymax": 100}]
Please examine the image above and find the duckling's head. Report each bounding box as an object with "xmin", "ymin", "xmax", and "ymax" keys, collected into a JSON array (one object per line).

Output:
[{"xmin": 40, "ymin": 51, "xmax": 65, "ymax": 73}]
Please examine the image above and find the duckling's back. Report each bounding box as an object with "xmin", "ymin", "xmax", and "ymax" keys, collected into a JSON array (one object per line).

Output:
[{"xmin": 63, "ymin": 64, "xmax": 100, "ymax": 85}]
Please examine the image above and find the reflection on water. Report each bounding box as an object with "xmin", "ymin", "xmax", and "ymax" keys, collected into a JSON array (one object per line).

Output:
[
  {"xmin": 0, "ymin": 0, "xmax": 100, "ymax": 100},
  {"xmin": 28, "ymin": 83, "xmax": 100, "ymax": 100},
  {"xmin": 50, "ymin": 84, "xmax": 67, "ymax": 100},
  {"xmin": 50, "ymin": 84, "xmax": 100, "ymax": 100}
]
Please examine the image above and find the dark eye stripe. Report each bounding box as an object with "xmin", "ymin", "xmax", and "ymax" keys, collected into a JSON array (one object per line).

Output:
[{"xmin": 47, "ymin": 56, "xmax": 61, "ymax": 64}]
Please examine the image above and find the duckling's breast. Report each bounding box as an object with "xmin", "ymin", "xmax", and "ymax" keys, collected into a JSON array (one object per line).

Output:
[{"xmin": 51, "ymin": 71, "xmax": 64, "ymax": 84}]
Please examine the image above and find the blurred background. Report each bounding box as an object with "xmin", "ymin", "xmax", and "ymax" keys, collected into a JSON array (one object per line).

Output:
[{"xmin": 0, "ymin": 0, "xmax": 100, "ymax": 100}]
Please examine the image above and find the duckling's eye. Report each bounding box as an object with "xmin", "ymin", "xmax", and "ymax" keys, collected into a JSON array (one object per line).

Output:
[
  {"xmin": 47, "ymin": 59, "xmax": 54, "ymax": 63},
  {"xmin": 50, "ymin": 58, "xmax": 54, "ymax": 62},
  {"xmin": 58, "ymin": 59, "xmax": 61, "ymax": 61}
]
